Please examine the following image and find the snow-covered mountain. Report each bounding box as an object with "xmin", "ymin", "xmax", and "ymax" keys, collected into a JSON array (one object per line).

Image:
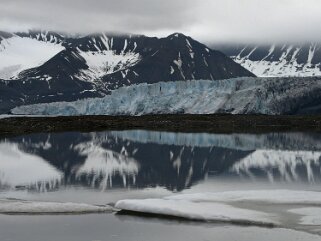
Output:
[
  {"xmin": 0, "ymin": 30, "xmax": 254, "ymax": 113},
  {"xmin": 12, "ymin": 77, "xmax": 321, "ymax": 115},
  {"xmin": 214, "ymin": 44, "xmax": 321, "ymax": 77},
  {"xmin": 0, "ymin": 33, "xmax": 64, "ymax": 80}
]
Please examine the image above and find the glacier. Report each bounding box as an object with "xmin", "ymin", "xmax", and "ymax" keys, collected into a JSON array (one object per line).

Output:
[{"xmin": 11, "ymin": 77, "xmax": 321, "ymax": 116}]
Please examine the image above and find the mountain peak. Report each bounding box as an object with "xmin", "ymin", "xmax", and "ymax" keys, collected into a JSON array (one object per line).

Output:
[{"xmin": 167, "ymin": 33, "xmax": 189, "ymax": 39}]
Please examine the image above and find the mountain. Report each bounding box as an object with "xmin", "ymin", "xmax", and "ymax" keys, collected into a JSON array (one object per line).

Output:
[
  {"xmin": 12, "ymin": 77, "xmax": 321, "ymax": 116},
  {"xmin": 213, "ymin": 43, "xmax": 321, "ymax": 77},
  {"xmin": 0, "ymin": 30, "xmax": 254, "ymax": 113}
]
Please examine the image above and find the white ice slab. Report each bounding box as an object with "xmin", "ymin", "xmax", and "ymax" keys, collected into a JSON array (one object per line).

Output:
[
  {"xmin": 115, "ymin": 199, "xmax": 277, "ymax": 226},
  {"xmin": 0, "ymin": 199, "xmax": 112, "ymax": 214},
  {"xmin": 115, "ymin": 190, "xmax": 321, "ymax": 226}
]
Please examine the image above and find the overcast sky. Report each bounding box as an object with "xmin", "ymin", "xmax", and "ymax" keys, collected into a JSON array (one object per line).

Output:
[{"xmin": 1, "ymin": 0, "xmax": 321, "ymax": 43}]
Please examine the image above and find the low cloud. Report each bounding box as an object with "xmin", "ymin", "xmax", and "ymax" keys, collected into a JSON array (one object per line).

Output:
[{"xmin": 1, "ymin": 0, "xmax": 321, "ymax": 43}]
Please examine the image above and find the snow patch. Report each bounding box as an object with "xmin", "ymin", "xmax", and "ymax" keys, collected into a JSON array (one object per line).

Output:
[
  {"xmin": 77, "ymin": 49, "xmax": 140, "ymax": 81},
  {"xmin": 233, "ymin": 44, "xmax": 321, "ymax": 77},
  {"xmin": 0, "ymin": 36, "xmax": 64, "ymax": 79}
]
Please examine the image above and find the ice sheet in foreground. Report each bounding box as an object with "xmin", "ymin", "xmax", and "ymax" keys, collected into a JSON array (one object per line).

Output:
[
  {"xmin": 116, "ymin": 199, "xmax": 277, "ymax": 226},
  {"xmin": 0, "ymin": 199, "xmax": 113, "ymax": 214},
  {"xmin": 115, "ymin": 190, "xmax": 321, "ymax": 227}
]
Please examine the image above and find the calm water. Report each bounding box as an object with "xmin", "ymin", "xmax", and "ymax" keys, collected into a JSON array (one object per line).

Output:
[{"xmin": 1, "ymin": 130, "xmax": 321, "ymax": 241}]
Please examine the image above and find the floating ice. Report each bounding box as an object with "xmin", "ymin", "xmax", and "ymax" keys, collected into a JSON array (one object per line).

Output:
[
  {"xmin": 115, "ymin": 190, "xmax": 321, "ymax": 226},
  {"xmin": 115, "ymin": 199, "xmax": 277, "ymax": 226},
  {"xmin": 0, "ymin": 199, "xmax": 112, "ymax": 214}
]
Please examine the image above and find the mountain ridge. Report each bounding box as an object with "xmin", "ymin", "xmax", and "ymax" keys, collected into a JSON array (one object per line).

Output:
[
  {"xmin": 213, "ymin": 43, "xmax": 321, "ymax": 77},
  {"xmin": 0, "ymin": 30, "xmax": 254, "ymax": 113}
]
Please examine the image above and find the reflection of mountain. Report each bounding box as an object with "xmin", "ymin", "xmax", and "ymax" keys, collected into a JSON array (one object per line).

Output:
[
  {"xmin": 0, "ymin": 142, "xmax": 62, "ymax": 191},
  {"xmin": 74, "ymin": 142, "xmax": 139, "ymax": 190},
  {"xmin": 1, "ymin": 131, "xmax": 321, "ymax": 192},
  {"xmin": 232, "ymin": 150, "xmax": 321, "ymax": 182}
]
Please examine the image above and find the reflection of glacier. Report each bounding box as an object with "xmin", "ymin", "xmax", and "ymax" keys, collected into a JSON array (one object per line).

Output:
[
  {"xmin": 2, "ymin": 130, "xmax": 321, "ymax": 193},
  {"xmin": 107, "ymin": 131, "xmax": 321, "ymax": 151},
  {"xmin": 0, "ymin": 142, "xmax": 62, "ymax": 191},
  {"xmin": 231, "ymin": 150, "xmax": 321, "ymax": 182},
  {"xmin": 74, "ymin": 142, "xmax": 139, "ymax": 190}
]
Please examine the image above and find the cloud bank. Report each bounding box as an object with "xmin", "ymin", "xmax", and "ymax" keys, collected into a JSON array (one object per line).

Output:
[{"xmin": 1, "ymin": 0, "xmax": 321, "ymax": 43}]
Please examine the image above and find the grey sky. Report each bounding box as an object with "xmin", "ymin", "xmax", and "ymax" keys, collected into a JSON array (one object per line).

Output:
[{"xmin": 1, "ymin": 0, "xmax": 321, "ymax": 43}]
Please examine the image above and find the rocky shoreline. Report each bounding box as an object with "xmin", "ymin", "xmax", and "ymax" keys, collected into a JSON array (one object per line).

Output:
[{"xmin": 1, "ymin": 114, "xmax": 321, "ymax": 137}]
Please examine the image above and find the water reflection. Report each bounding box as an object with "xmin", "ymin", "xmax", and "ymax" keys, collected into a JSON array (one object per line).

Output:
[
  {"xmin": 0, "ymin": 142, "xmax": 62, "ymax": 191},
  {"xmin": 0, "ymin": 131, "xmax": 320, "ymax": 192}
]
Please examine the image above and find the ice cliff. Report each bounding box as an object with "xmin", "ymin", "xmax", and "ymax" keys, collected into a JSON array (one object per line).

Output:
[{"xmin": 11, "ymin": 77, "xmax": 321, "ymax": 115}]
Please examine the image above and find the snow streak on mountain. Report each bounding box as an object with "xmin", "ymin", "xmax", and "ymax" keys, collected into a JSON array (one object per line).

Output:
[{"xmin": 215, "ymin": 44, "xmax": 321, "ymax": 77}]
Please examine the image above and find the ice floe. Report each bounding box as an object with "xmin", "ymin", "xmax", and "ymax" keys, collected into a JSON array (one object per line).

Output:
[
  {"xmin": 115, "ymin": 199, "xmax": 277, "ymax": 226},
  {"xmin": 0, "ymin": 199, "xmax": 112, "ymax": 214},
  {"xmin": 115, "ymin": 190, "xmax": 321, "ymax": 227}
]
